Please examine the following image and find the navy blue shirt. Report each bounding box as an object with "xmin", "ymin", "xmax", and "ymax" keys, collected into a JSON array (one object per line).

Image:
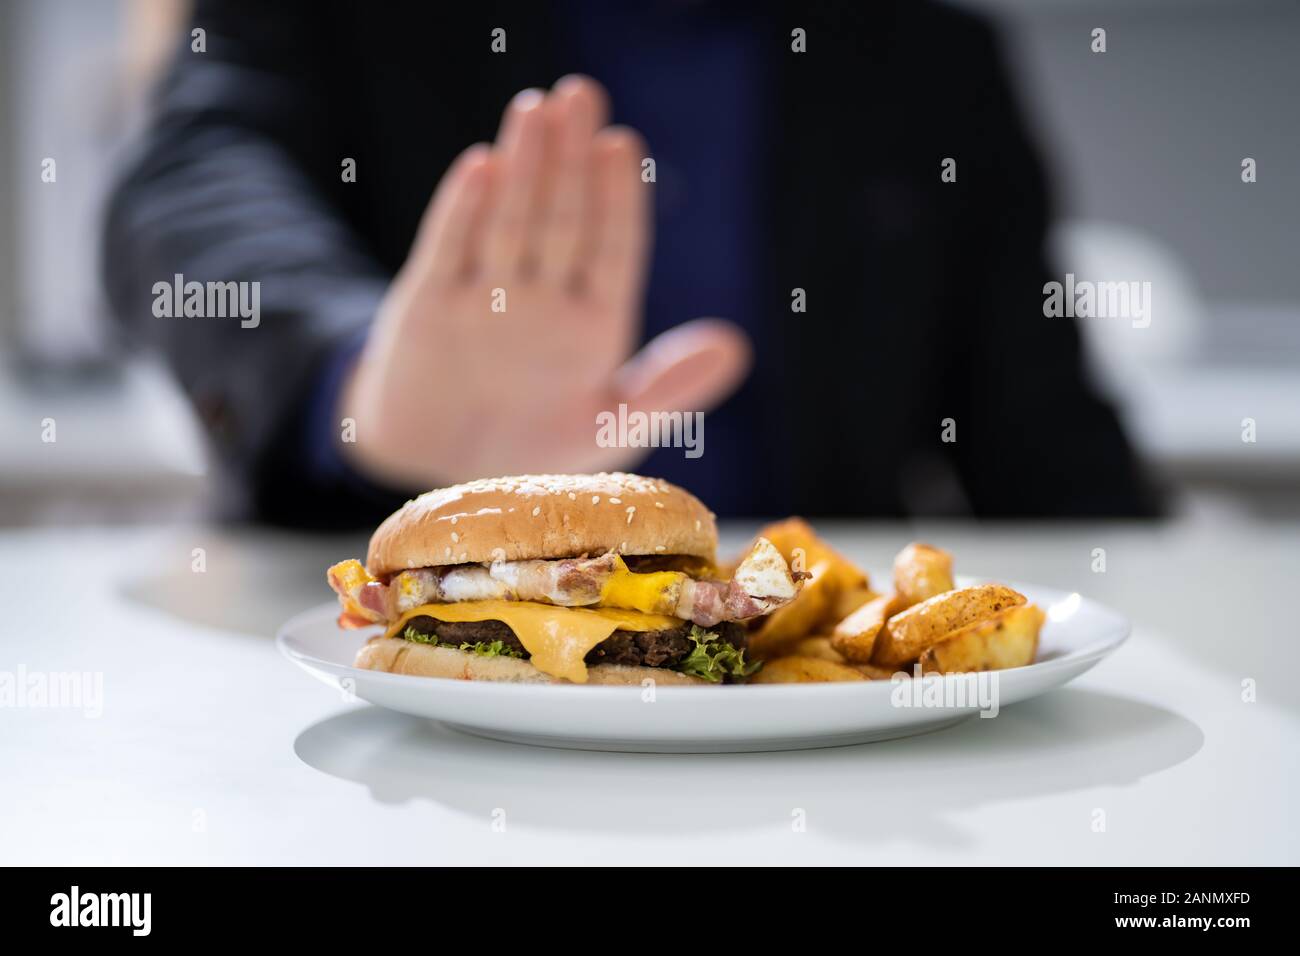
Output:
[{"xmin": 566, "ymin": 1, "xmax": 773, "ymax": 515}]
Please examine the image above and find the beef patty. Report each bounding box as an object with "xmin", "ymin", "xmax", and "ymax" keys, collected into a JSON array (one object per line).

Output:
[{"xmin": 401, "ymin": 615, "xmax": 746, "ymax": 668}]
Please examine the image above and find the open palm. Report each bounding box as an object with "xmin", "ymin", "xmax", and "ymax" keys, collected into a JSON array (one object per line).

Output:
[{"xmin": 341, "ymin": 77, "xmax": 751, "ymax": 488}]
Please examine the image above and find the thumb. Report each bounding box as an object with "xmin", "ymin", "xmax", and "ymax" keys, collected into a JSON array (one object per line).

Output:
[{"xmin": 613, "ymin": 318, "xmax": 752, "ymax": 414}]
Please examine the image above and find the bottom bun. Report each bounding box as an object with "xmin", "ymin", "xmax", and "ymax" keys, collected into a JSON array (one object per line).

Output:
[{"xmin": 355, "ymin": 637, "xmax": 710, "ymax": 686}]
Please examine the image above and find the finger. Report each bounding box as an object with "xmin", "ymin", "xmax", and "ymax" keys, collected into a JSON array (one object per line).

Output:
[
  {"xmin": 556, "ymin": 73, "xmax": 609, "ymax": 130},
  {"xmin": 480, "ymin": 88, "xmax": 547, "ymax": 278},
  {"xmin": 409, "ymin": 144, "xmax": 493, "ymax": 289},
  {"xmin": 537, "ymin": 76, "xmax": 608, "ymax": 285},
  {"xmin": 581, "ymin": 126, "xmax": 650, "ymax": 310},
  {"xmin": 613, "ymin": 318, "xmax": 753, "ymax": 415}
]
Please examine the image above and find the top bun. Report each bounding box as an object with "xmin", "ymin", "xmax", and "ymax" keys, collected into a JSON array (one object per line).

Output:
[{"xmin": 365, "ymin": 473, "xmax": 718, "ymax": 577}]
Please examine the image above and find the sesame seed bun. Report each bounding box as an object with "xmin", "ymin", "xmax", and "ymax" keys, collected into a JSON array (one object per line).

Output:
[{"xmin": 365, "ymin": 473, "xmax": 718, "ymax": 577}]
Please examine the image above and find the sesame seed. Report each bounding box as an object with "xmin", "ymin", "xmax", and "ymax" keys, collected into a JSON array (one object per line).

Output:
[
  {"xmin": 655, "ymin": 545, "xmax": 666, "ymax": 552},
  {"xmin": 609, "ymin": 497, "xmax": 621, "ymax": 505},
  {"xmin": 695, "ymin": 520, "xmax": 701, "ymax": 531},
  {"xmin": 620, "ymin": 541, "xmax": 628, "ymax": 552},
  {"xmin": 450, "ymin": 532, "xmax": 459, "ymax": 543},
  {"xmin": 592, "ymin": 496, "xmax": 600, "ymax": 504},
  {"xmin": 625, "ymin": 506, "xmax": 636, "ymax": 524},
  {"xmin": 450, "ymin": 516, "xmax": 458, "ymax": 525},
  {"xmin": 532, "ymin": 506, "xmax": 541, "ymax": 517},
  {"xmin": 654, "ymin": 501, "xmax": 665, "ymax": 509},
  {"xmin": 568, "ymin": 492, "xmax": 576, "ymax": 501}
]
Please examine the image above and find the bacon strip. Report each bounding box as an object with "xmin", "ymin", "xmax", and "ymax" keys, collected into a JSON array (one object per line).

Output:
[
  {"xmin": 482, "ymin": 554, "xmax": 615, "ymax": 606},
  {"xmin": 383, "ymin": 555, "xmax": 619, "ymax": 610},
  {"xmin": 673, "ymin": 578, "xmax": 782, "ymax": 627},
  {"xmin": 325, "ymin": 539, "xmax": 802, "ymax": 629}
]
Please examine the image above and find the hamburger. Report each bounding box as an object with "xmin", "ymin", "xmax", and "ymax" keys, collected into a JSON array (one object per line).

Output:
[{"xmin": 327, "ymin": 473, "xmax": 803, "ymax": 685}]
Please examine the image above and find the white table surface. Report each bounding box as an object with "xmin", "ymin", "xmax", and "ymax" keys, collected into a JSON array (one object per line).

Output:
[{"xmin": 2, "ymin": 517, "xmax": 1297, "ymax": 866}]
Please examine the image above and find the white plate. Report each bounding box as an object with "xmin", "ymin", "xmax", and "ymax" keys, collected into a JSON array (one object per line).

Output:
[{"xmin": 277, "ymin": 579, "xmax": 1129, "ymax": 753}]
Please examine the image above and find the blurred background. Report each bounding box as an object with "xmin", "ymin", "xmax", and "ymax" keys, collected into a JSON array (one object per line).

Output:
[{"xmin": 1, "ymin": 0, "xmax": 1298, "ymax": 526}]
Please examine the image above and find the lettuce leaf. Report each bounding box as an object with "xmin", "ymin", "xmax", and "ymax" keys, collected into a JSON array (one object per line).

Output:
[
  {"xmin": 457, "ymin": 639, "xmax": 521, "ymax": 659},
  {"xmin": 401, "ymin": 627, "xmax": 522, "ymax": 659},
  {"xmin": 677, "ymin": 626, "xmax": 761, "ymax": 683}
]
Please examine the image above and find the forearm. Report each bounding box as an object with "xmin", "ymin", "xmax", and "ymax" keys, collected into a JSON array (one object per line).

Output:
[{"xmin": 102, "ymin": 0, "xmax": 405, "ymax": 525}]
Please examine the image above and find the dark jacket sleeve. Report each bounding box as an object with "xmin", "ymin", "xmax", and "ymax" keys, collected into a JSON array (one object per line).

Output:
[
  {"xmin": 102, "ymin": 0, "xmax": 406, "ymax": 527},
  {"xmin": 938, "ymin": 19, "xmax": 1162, "ymax": 517}
]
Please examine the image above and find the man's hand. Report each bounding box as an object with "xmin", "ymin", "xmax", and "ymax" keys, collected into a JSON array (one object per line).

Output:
[{"xmin": 339, "ymin": 76, "xmax": 751, "ymax": 488}]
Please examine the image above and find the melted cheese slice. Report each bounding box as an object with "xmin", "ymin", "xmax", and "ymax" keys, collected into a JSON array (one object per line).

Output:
[
  {"xmin": 600, "ymin": 556, "xmax": 686, "ymax": 615},
  {"xmin": 384, "ymin": 600, "xmax": 682, "ymax": 683}
]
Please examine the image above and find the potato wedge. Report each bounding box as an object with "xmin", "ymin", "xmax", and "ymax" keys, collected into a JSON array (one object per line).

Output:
[
  {"xmin": 743, "ymin": 520, "xmax": 872, "ymax": 657},
  {"xmin": 747, "ymin": 559, "xmax": 836, "ymax": 659},
  {"xmin": 749, "ymin": 655, "xmax": 866, "ymax": 684},
  {"xmin": 870, "ymin": 583, "xmax": 1026, "ymax": 667},
  {"xmin": 852, "ymin": 662, "xmax": 903, "ymax": 680},
  {"xmin": 822, "ymin": 584, "xmax": 880, "ymax": 628},
  {"xmin": 893, "ymin": 542, "xmax": 955, "ymax": 608},
  {"xmin": 918, "ymin": 604, "xmax": 1044, "ymax": 674},
  {"xmin": 830, "ymin": 592, "xmax": 906, "ymax": 663},
  {"xmin": 754, "ymin": 518, "xmax": 869, "ymax": 593},
  {"xmin": 791, "ymin": 636, "xmax": 846, "ymax": 662}
]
